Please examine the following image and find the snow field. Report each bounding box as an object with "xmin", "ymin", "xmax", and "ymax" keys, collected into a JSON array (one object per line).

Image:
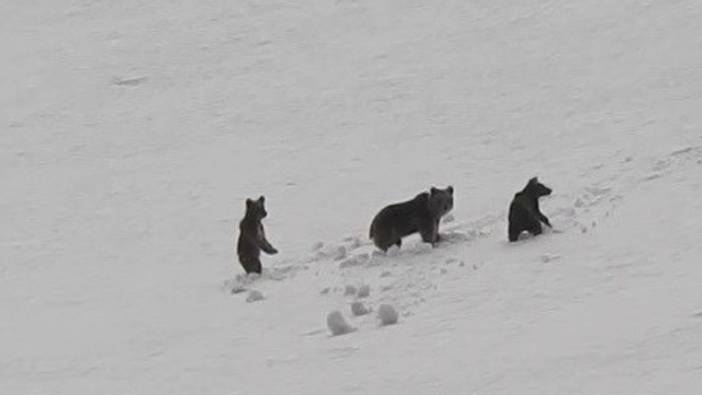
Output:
[{"xmin": 3, "ymin": 0, "xmax": 702, "ymax": 394}]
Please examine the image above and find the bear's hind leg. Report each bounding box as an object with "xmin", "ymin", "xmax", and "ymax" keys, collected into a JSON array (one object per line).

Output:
[
  {"xmin": 508, "ymin": 229, "xmax": 521, "ymax": 242},
  {"xmin": 240, "ymin": 256, "xmax": 262, "ymax": 275},
  {"xmin": 529, "ymin": 220, "xmax": 543, "ymax": 236}
]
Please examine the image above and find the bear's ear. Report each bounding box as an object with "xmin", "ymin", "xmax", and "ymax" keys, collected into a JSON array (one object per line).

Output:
[
  {"xmin": 430, "ymin": 186, "xmax": 438, "ymax": 195},
  {"xmin": 528, "ymin": 177, "xmax": 539, "ymax": 185},
  {"xmin": 447, "ymin": 186, "xmax": 454, "ymax": 195},
  {"xmin": 246, "ymin": 198, "xmax": 254, "ymax": 209},
  {"xmin": 258, "ymin": 196, "xmax": 265, "ymax": 204}
]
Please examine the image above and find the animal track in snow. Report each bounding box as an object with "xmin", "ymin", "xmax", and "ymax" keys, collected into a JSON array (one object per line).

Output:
[{"xmin": 112, "ymin": 76, "xmax": 147, "ymax": 87}]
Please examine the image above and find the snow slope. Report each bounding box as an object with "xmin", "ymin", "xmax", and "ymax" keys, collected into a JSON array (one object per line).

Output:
[{"xmin": 2, "ymin": 0, "xmax": 702, "ymax": 393}]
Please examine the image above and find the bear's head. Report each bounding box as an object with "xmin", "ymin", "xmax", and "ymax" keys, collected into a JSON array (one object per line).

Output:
[
  {"xmin": 428, "ymin": 186, "xmax": 454, "ymax": 218},
  {"xmin": 245, "ymin": 196, "xmax": 268, "ymax": 220},
  {"xmin": 524, "ymin": 177, "xmax": 552, "ymax": 198}
]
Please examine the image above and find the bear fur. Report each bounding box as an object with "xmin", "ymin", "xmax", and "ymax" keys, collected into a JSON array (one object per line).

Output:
[
  {"xmin": 237, "ymin": 196, "xmax": 278, "ymax": 274},
  {"xmin": 508, "ymin": 177, "xmax": 552, "ymax": 242},
  {"xmin": 369, "ymin": 186, "xmax": 454, "ymax": 252}
]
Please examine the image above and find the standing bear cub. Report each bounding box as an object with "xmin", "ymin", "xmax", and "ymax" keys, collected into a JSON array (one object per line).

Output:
[
  {"xmin": 369, "ymin": 186, "xmax": 454, "ymax": 252},
  {"xmin": 508, "ymin": 177, "xmax": 552, "ymax": 242},
  {"xmin": 237, "ymin": 196, "xmax": 278, "ymax": 274}
]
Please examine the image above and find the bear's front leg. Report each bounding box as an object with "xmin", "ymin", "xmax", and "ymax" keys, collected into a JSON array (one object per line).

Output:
[
  {"xmin": 434, "ymin": 219, "xmax": 443, "ymax": 243},
  {"xmin": 529, "ymin": 219, "xmax": 543, "ymax": 236},
  {"xmin": 419, "ymin": 224, "xmax": 438, "ymax": 247}
]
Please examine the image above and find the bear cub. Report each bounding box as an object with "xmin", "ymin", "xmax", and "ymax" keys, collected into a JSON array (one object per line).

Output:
[
  {"xmin": 237, "ymin": 196, "xmax": 278, "ymax": 274},
  {"xmin": 508, "ymin": 177, "xmax": 552, "ymax": 242},
  {"xmin": 370, "ymin": 186, "xmax": 454, "ymax": 252}
]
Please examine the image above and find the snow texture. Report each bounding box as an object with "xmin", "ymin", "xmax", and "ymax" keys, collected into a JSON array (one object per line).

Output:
[
  {"xmin": 3, "ymin": 0, "xmax": 702, "ymax": 394},
  {"xmin": 245, "ymin": 290, "xmax": 265, "ymax": 303}
]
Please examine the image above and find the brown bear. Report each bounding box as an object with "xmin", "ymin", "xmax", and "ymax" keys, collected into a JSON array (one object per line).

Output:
[
  {"xmin": 237, "ymin": 196, "xmax": 278, "ymax": 274},
  {"xmin": 369, "ymin": 186, "xmax": 454, "ymax": 252},
  {"xmin": 508, "ymin": 177, "xmax": 552, "ymax": 242}
]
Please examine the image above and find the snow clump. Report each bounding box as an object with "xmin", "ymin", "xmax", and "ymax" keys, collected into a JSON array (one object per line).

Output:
[
  {"xmin": 377, "ymin": 304, "xmax": 399, "ymax": 326},
  {"xmin": 327, "ymin": 310, "xmax": 355, "ymax": 336}
]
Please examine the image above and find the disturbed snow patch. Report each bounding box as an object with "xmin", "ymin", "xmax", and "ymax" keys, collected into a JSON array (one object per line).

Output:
[{"xmin": 246, "ymin": 290, "xmax": 265, "ymax": 303}]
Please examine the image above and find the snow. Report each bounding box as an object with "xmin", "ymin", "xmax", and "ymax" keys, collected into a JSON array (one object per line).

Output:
[
  {"xmin": 377, "ymin": 304, "xmax": 400, "ymax": 327},
  {"xmin": 246, "ymin": 290, "xmax": 265, "ymax": 303},
  {"xmin": 2, "ymin": 0, "xmax": 702, "ymax": 394},
  {"xmin": 350, "ymin": 301, "xmax": 371, "ymax": 317},
  {"xmin": 326, "ymin": 311, "xmax": 355, "ymax": 337}
]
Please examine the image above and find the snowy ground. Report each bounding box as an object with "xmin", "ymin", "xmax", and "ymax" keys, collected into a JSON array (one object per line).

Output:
[{"xmin": 2, "ymin": 0, "xmax": 702, "ymax": 394}]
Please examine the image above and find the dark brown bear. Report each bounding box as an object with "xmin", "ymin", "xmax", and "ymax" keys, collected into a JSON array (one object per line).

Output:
[
  {"xmin": 508, "ymin": 177, "xmax": 552, "ymax": 242},
  {"xmin": 237, "ymin": 196, "xmax": 278, "ymax": 274},
  {"xmin": 369, "ymin": 186, "xmax": 454, "ymax": 252}
]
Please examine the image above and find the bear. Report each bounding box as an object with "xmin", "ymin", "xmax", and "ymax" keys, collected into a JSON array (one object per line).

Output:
[
  {"xmin": 369, "ymin": 186, "xmax": 454, "ymax": 252},
  {"xmin": 237, "ymin": 196, "xmax": 278, "ymax": 274},
  {"xmin": 508, "ymin": 177, "xmax": 552, "ymax": 242}
]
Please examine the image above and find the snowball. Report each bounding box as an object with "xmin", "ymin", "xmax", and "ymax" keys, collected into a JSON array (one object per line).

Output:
[
  {"xmin": 326, "ymin": 311, "xmax": 355, "ymax": 336},
  {"xmin": 377, "ymin": 304, "xmax": 399, "ymax": 326},
  {"xmin": 350, "ymin": 301, "xmax": 370, "ymax": 316},
  {"xmin": 357, "ymin": 284, "xmax": 370, "ymax": 298},
  {"xmin": 246, "ymin": 290, "xmax": 265, "ymax": 303}
]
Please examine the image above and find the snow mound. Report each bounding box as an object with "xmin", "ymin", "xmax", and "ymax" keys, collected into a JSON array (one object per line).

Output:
[
  {"xmin": 350, "ymin": 301, "xmax": 371, "ymax": 316},
  {"xmin": 326, "ymin": 311, "xmax": 355, "ymax": 336},
  {"xmin": 377, "ymin": 304, "xmax": 399, "ymax": 326},
  {"xmin": 246, "ymin": 290, "xmax": 265, "ymax": 303}
]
